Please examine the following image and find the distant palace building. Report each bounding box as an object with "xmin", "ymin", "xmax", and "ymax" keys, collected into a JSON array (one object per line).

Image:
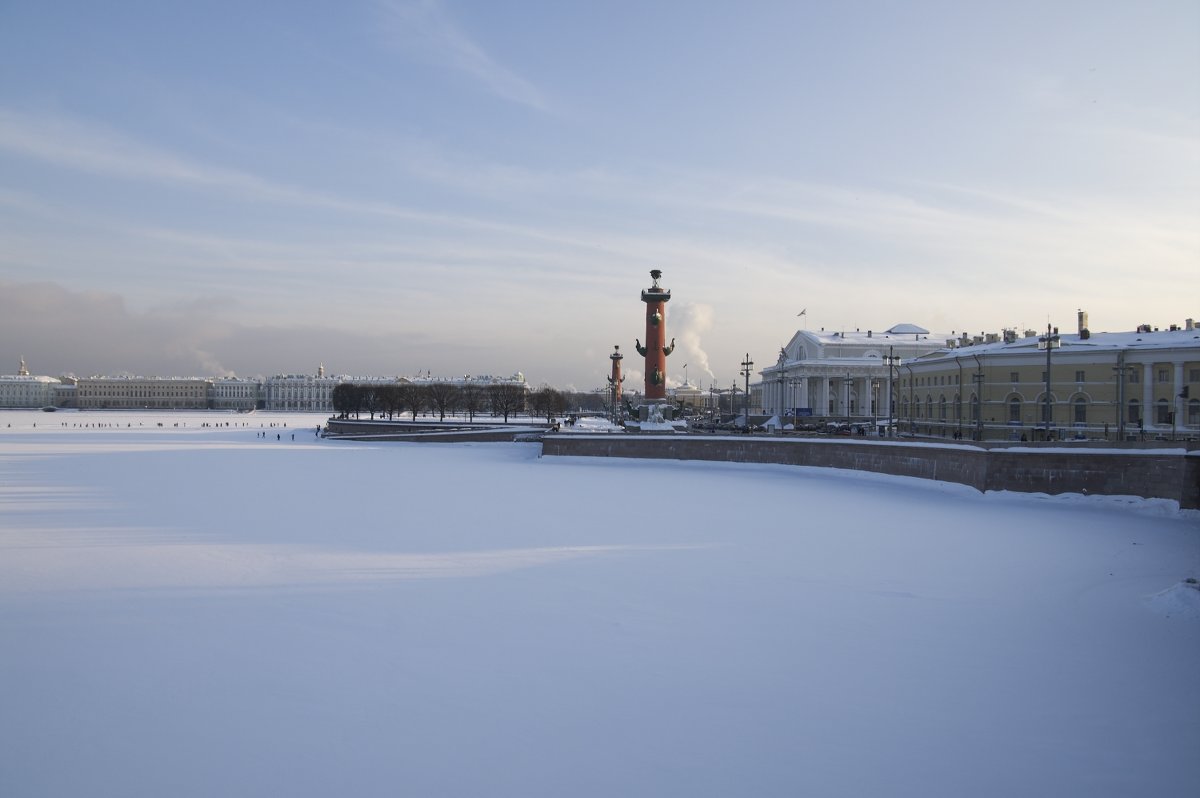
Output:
[
  {"xmin": 211, "ymin": 377, "xmax": 262, "ymax": 411},
  {"xmin": 1, "ymin": 358, "xmax": 530, "ymax": 414},
  {"xmin": 264, "ymin": 366, "xmax": 349, "ymax": 412},
  {"xmin": 0, "ymin": 358, "xmax": 67, "ymax": 408},
  {"xmin": 261, "ymin": 369, "xmax": 528, "ymax": 412},
  {"xmin": 76, "ymin": 376, "xmax": 211, "ymax": 410}
]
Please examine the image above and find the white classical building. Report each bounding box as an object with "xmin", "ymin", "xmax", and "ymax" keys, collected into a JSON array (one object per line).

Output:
[
  {"xmin": 406, "ymin": 372, "xmax": 528, "ymax": 392},
  {"xmin": 0, "ymin": 358, "xmax": 63, "ymax": 408},
  {"xmin": 76, "ymin": 376, "xmax": 212, "ymax": 409},
  {"xmin": 758, "ymin": 324, "xmax": 955, "ymax": 422},
  {"xmin": 262, "ymin": 366, "xmax": 440, "ymax": 412},
  {"xmin": 263, "ymin": 366, "xmax": 344, "ymax": 412},
  {"xmin": 210, "ymin": 377, "xmax": 262, "ymax": 411}
]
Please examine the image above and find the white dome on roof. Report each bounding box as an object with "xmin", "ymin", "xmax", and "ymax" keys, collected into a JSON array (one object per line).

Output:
[{"xmin": 886, "ymin": 323, "xmax": 929, "ymax": 334}]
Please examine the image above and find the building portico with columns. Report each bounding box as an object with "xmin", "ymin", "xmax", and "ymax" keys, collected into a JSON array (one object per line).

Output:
[{"xmin": 759, "ymin": 324, "xmax": 954, "ymax": 425}]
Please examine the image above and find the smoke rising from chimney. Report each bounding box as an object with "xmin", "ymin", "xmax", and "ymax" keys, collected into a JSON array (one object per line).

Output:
[{"xmin": 670, "ymin": 302, "xmax": 716, "ymax": 383}]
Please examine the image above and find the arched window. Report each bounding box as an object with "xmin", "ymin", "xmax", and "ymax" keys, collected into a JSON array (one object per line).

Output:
[
  {"xmin": 1073, "ymin": 396, "xmax": 1087, "ymax": 424},
  {"xmin": 1128, "ymin": 399, "xmax": 1140, "ymax": 424},
  {"xmin": 953, "ymin": 393, "xmax": 960, "ymax": 420},
  {"xmin": 970, "ymin": 394, "xmax": 979, "ymax": 421},
  {"xmin": 939, "ymin": 395, "xmax": 947, "ymax": 420},
  {"xmin": 1156, "ymin": 398, "xmax": 1170, "ymax": 424},
  {"xmin": 926, "ymin": 396, "xmax": 933, "ymax": 420},
  {"xmin": 1189, "ymin": 399, "xmax": 1199, "ymax": 427},
  {"xmin": 1009, "ymin": 396, "xmax": 1021, "ymax": 423}
]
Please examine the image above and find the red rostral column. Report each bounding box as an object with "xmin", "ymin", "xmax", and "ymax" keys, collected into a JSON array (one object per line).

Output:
[
  {"xmin": 635, "ymin": 269, "xmax": 675, "ymax": 401},
  {"xmin": 608, "ymin": 345, "xmax": 624, "ymax": 405}
]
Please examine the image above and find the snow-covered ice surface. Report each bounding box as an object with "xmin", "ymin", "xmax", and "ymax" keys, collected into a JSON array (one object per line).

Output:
[{"xmin": 1, "ymin": 410, "xmax": 1197, "ymax": 797}]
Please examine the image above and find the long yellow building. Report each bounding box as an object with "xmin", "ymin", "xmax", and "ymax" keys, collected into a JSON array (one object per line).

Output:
[{"xmin": 899, "ymin": 316, "xmax": 1198, "ymax": 441}]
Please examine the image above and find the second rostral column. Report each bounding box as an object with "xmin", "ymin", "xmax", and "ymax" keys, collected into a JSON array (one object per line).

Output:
[{"xmin": 635, "ymin": 269, "xmax": 675, "ymax": 405}]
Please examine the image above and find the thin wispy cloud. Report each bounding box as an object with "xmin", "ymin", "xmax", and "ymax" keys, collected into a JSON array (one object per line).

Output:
[
  {"xmin": 0, "ymin": 109, "xmax": 593, "ymax": 250},
  {"xmin": 376, "ymin": 0, "xmax": 550, "ymax": 112},
  {"xmin": 5, "ymin": 106, "xmax": 1192, "ymax": 292}
]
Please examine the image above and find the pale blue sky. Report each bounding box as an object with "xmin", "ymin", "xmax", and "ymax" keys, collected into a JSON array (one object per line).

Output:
[{"xmin": 1, "ymin": 0, "xmax": 1196, "ymax": 389}]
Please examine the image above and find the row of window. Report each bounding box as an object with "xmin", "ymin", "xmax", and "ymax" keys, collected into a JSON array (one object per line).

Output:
[
  {"xmin": 905, "ymin": 367, "xmax": 1200, "ymax": 388},
  {"xmin": 80, "ymin": 391, "xmax": 204, "ymax": 397},
  {"xmin": 898, "ymin": 397, "xmax": 1200, "ymax": 426}
]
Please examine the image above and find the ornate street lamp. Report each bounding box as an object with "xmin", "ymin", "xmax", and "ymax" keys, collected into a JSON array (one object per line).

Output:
[
  {"xmin": 883, "ymin": 348, "xmax": 901, "ymax": 437},
  {"xmin": 1038, "ymin": 324, "xmax": 1061, "ymax": 440},
  {"xmin": 739, "ymin": 354, "xmax": 755, "ymax": 429}
]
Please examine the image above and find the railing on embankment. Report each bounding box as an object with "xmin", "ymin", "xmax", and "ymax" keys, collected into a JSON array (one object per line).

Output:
[{"xmin": 539, "ymin": 435, "xmax": 1200, "ymax": 510}]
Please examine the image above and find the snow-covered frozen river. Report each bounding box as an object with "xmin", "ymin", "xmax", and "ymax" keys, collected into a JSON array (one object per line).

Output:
[{"xmin": 1, "ymin": 409, "xmax": 1197, "ymax": 797}]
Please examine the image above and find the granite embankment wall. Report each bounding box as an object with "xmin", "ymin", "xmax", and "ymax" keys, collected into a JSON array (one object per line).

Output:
[
  {"xmin": 540, "ymin": 436, "xmax": 1200, "ymax": 509},
  {"xmin": 324, "ymin": 418, "xmax": 550, "ymax": 443}
]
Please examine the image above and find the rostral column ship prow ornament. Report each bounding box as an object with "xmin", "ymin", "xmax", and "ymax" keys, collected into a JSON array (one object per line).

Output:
[{"xmin": 628, "ymin": 269, "xmax": 685, "ymax": 432}]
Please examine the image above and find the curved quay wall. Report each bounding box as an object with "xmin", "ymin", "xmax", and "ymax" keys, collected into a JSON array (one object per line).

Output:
[
  {"xmin": 324, "ymin": 418, "xmax": 552, "ymax": 443},
  {"xmin": 539, "ymin": 435, "xmax": 1200, "ymax": 510}
]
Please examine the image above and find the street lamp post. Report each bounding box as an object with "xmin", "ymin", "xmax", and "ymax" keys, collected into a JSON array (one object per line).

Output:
[
  {"xmin": 1038, "ymin": 324, "xmax": 1061, "ymax": 441},
  {"xmin": 844, "ymin": 372, "xmax": 853, "ymax": 421},
  {"xmin": 1112, "ymin": 355, "xmax": 1130, "ymax": 442},
  {"xmin": 971, "ymin": 354, "xmax": 985, "ymax": 441},
  {"xmin": 872, "ymin": 380, "xmax": 879, "ymax": 432},
  {"xmin": 903, "ymin": 364, "xmax": 915, "ymax": 435},
  {"xmin": 740, "ymin": 354, "xmax": 755, "ymax": 430},
  {"xmin": 776, "ymin": 348, "xmax": 787, "ymax": 432},
  {"xmin": 883, "ymin": 348, "xmax": 901, "ymax": 437}
]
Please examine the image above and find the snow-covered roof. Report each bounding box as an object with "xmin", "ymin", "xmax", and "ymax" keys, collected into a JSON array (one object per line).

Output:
[
  {"xmin": 885, "ymin": 323, "xmax": 930, "ymax": 335},
  {"xmin": 915, "ymin": 327, "xmax": 1200, "ymax": 363}
]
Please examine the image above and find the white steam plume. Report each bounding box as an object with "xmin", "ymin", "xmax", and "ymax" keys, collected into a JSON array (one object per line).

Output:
[{"xmin": 670, "ymin": 302, "xmax": 716, "ymax": 383}]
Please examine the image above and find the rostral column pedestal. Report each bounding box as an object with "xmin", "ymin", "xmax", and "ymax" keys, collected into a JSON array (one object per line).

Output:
[{"xmin": 634, "ymin": 269, "xmax": 676, "ymax": 423}]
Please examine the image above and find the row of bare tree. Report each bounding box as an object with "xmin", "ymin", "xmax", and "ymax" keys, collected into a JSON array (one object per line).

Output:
[{"xmin": 331, "ymin": 382, "xmax": 582, "ymax": 423}]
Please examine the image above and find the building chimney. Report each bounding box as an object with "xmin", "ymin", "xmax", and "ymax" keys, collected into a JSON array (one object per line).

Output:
[
  {"xmin": 1186, "ymin": 318, "xmax": 1195, "ymax": 331},
  {"xmin": 1077, "ymin": 309, "xmax": 1088, "ymax": 335}
]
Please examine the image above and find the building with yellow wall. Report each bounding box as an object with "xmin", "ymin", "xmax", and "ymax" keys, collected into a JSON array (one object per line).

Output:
[{"xmin": 898, "ymin": 315, "xmax": 1199, "ymax": 441}]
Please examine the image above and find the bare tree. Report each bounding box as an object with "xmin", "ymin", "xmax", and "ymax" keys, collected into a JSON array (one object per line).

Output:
[
  {"xmin": 460, "ymin": 382, "xmax": 485, "ymax": 421},
  {"xmin": 331, "ymin": 382, "xmax": 361, "ymax": 419},
  {"xmin": 562, "ymin": 390, "xmax": 605, "ymax": 413},
  {"xmin": 401, "ymin": 384, "xmax": 427, "ymax": 421},
  {"xmin": 426, "ymin": 382, "xmax": 461, "ymax": 422},
  {"xmin": 488, "ymin": 384, "xmax": 526, "ymax": 423},
  {"xmin": 531, "ymin": 387, "xmax": 567, "ymax": 423},
  {"xmin": 378, "ymin": 384, "xmax": 405, "ymax": 420},
  {"xmin": 361, "ymin": 386, "xmax": 381, "ymax": 420}
]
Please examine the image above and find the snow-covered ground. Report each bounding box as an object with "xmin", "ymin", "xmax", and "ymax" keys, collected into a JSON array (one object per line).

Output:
[{"xmin": 1, "ymin": 409, "xmax": 1197, "ymax": 797}]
